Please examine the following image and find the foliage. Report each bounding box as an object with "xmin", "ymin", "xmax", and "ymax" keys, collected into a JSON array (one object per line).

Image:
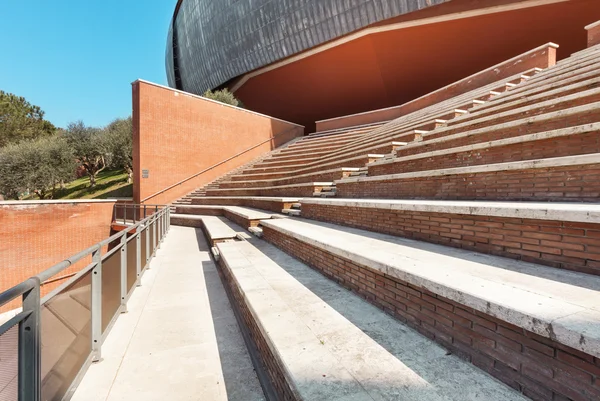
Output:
[
  {"xmin": 203, "ymin": 88, "xmax": 244, "ymax": 108},
  {"xmin": 104, "ymin": 117, "xmax": 133, "ymax": 183},
  {"xmin": 63, "ymin": 121, "xmax": 109, "ymax": 188},
  {"xmin": 0, "ymin": 135, "xmax": 75, "ymax": 199},
  {"xmin": 0, "ymin": 90, "xmax": 56, "ymax": 147}
]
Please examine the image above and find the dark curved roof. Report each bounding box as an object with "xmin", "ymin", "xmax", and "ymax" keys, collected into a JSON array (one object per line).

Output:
[{"xmin": 166, "ymin": 0, "xmax": 448, "ymax": 94}]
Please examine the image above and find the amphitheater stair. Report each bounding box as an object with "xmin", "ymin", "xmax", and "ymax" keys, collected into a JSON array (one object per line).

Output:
[
  {"xmin": 216, "ymin": 231, "xmax": 529, "ymax": 401},
  {"xmin": 253, "ymin": 217, "xmax": 600, "ymax": 400}
]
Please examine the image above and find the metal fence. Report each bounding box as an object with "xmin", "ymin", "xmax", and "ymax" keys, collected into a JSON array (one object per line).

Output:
[{"xmin": 0, "ymin": 205, "xmax": 171, "ymax": 401}]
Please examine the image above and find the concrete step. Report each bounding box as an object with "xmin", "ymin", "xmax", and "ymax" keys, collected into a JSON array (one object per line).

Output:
[
  {"xmin": 300, "ymin": 198, "xmax": 600, "ymax": 277},
  {"xmin": 257, "ymin": 217, "xmax": 600, "ymax": 400},
  {"xmin": 222, "ymin": 168, "xmax": 359, "ymax": 188},
  {"xmin": 173, "ymin": 204, "xmax": 277, "ymax": 229},
  {"xmin": 470, "ymin": 53, "xmax": 600, "ymax": 118},
  {"xmin": 216, "ymin": 237, "xmax": 528, "ymax": 401},
  {"xmin": 390, "ymin": 103, "xmax": 600, "ymax": 161},
  {"xmin": 308, "ymin": 121, "xmax": 385, "ymax": 137},
  {"xmin": 445, "ymin": 77, "xmax": 600, "ymax": 132},
  {"xmin": 337, "ymin": 153, "xmax": 600, "ymax": 202},
  {"xmin": 281, "ymin": 208, "xmax": 301, "ymax": 216},
  {"xmin": 170, "ymin": 215, "xmax": 239, "ymax": 245},
  {"xmin": 206, "ymin": 182, "xmax": 334, "ymax": 198},
  {"xmin": 369, "ymin": 123, "xmax": 600, "ymax": 177},
  {"xmin": 187, "ymin": 196, "xmax": 299, "ymax": 213}
]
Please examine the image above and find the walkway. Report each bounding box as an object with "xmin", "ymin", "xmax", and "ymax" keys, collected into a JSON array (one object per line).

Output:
[{"xmin": 71, "ymin": 226, "xmax": 265, "ymax": 401}]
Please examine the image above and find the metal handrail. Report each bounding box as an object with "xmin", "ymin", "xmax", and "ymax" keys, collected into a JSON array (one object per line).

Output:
[
  {"xmin": 0, "ymin": 204, "xmax": 172, "ymax": 401},
  {"xmin": 140, "ymin": 125, "xmax": 302, "ymax": 203}
]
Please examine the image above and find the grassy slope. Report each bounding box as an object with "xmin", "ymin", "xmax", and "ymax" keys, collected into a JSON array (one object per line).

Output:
[{"xmin": 26, "ymin": 169, "xmax": 133, "ymax": 200}]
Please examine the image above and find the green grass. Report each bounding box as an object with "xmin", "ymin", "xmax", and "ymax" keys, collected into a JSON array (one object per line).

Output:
[{"xmin": 27, "ymin": 169, "xmax": 133, "ymax": 200}]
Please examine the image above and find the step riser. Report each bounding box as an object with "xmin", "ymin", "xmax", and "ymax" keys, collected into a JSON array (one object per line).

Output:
[
  {"xmin": 393, "ymin": 109, "xmax": 600, "ymax": 160},
  {"xmin": 338, "ymin": 162, "xmax": 600, "ymax": 202},
  {"xmin": 207, "ymin": 185, "xmax": 326, "ymax": 198},
  {"xmin": 189, "ymin": 198, "xmax": 295, "ymax": 213},
  {"xmin": 218, "ymin": 171, "xmax": 350, "ymax": 189},
  {"xmin": 216, "ymin": 258, "xmax": 300, "ymax": 401},
  {"xmin": 244, "ymin": 155, "xmax": 375, "ymax": 175},
  {"xmin": 253, "ymin": 156, "xmax": 325, "ymax": 168},
  {"xmin": 300, "ymin": 203, "xmax": 600, "ymax": 277},
  {"xmin": 260, "ymin": 226, "xmax": 600, "ymax": 401},
  {"xmin": 372, "ymin": 130, "xmax": 600, "ymax": 176}
]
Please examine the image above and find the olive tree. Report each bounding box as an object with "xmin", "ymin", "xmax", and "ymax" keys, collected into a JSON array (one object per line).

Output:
[
  {"xmin": 0, "ymin": 135, "xmax": 75, "ymax": 199},
  {"xmin": 104, "ymin": 117, "xmax": 133, "ymax": 183},
  {"xmin": 63, "ymin": 121, "xmax": 109, "ymax": 188}
]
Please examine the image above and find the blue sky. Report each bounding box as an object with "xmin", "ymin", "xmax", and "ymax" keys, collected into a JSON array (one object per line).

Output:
[{"xmin": 0, "ymin": 1, "xmax": 177, "ymax": 128}]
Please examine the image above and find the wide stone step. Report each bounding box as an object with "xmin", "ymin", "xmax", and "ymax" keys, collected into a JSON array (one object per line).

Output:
[
  {"xmin": 216, "ymin": 237, "xmax": 528, "ymax": 401},
  {"xmin": 187, "ymin": 196, "xmax": 300, "ymax": 213},
  {"xmin": 169, "ymin": 215, "xmax": 239, "ymax": 245},
  {"xmin": 174, "ymin": 204, "xmax": 279, "ymax": 229},
  {"xmin": 337, "ymin": 153, "xmax": 600, "ymax": 202},
  {"xmin": 222, "ymin": 168, "xmax": 359, "ymax": 188},
  {"xmin": 370, "ymin": 123, "xmax": 600, "ymax": 177},
  {"xmin": 449, "ymin": 70, "xmax": 600, "ymax": 127},
  {"xmin": 258, "ymin": 217, "xmax": 600, "ymax": 400},
  {"xmin": 206, "ymin": 182, "xmax": 334, "ymax": 198},
  {"xmin": 300, "ymin": 198, "xmax": 600, "ymax": 277}
]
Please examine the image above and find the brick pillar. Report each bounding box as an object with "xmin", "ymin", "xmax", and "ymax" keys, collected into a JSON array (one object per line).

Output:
[{"xmin": 586, "ymin": 20, "xmax": 600, "ymax": 48}]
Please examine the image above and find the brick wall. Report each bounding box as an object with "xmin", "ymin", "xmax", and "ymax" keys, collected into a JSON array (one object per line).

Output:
[
  {"xmin": 337, "ymin": 163, "xmax": 600, "ymax": 202},
  {"xmin": 301, "ymin": 204, "xmax": 600, "ymax": 276},
  {"xmin": 315, "ymin": 43, "xmax": 557, "ymax": 132},
  {"xmin": 0, "ymin": 200, "xmax": 116, "ymax": 295},
  {"xmin": 132, "ymin": 81, "xmax": 304, "ymax": 205},
  {"xmin": 218, "ymin": 256, "xmax": 299, "ymax": 400},
  {"xmin": 262, "ymin": 226, "xmax": 600, "ymax": 401},
  {"xmin": 369, "ymin": 130, "xmax": 600, "ymax": 176}
]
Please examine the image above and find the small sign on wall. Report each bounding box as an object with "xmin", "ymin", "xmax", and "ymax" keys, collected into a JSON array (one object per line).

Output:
[{"xmin": 142, "ymin": 169, "xmax": 149, "ymax": 179}]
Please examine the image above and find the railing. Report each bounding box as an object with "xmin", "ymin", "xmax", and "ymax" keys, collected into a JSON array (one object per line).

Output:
[
  {"xmin": 112, "ymin": 203, "xmax": 165, "ymax": 225},
  {"xmin": 0, "ymin": 205, "xmax": 171, "ymax": 401}
]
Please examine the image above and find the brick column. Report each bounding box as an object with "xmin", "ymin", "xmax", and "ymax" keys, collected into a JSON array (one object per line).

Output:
[{"xmin": 586, "ymin": 20, "xmax": 600, "ymax": 48}]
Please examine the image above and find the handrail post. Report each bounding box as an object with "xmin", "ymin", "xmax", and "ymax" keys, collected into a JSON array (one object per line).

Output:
[
  {"xmin": 133, "ymin": 206, "xmax": 137, "ymax": 223},
  {"xmin": 157, "ymin": 211, "xmax": 162, "ymax": 249},
  {"xmin": 123, "ymin": 205, "xmax": 127, "ymax": 225},
  {"xmin": 136, "ymin": 231, "xmax": 142, "ymax": 287},
  {"xmin": 91, "ymin": 248, "xmax": 102, "ymax": 362},
  {"xmin": 120, "ymin": 234, "xmax": 128, "ymax": 313},
  {"xmin": 19, "ymin": 277, "xmax": 41, "ymax": 401},
  {"xmin": 153, "ymin": 213, "xmax": 157, "ymax": 254},
  {"xmin": 145, "ymin": 220, "xmax": 150, "ymax": 268}
]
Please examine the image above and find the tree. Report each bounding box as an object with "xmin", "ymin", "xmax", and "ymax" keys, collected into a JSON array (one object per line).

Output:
[
  {"xmin": 63, "ymin": 121, "xmax": 108, "ymax": 188},
  {"xmin": 203, "ymin": 89, "xmax": 244, "ymax": 108},
  {"xmin": 0, "ymin": 136, "xmax": 75, "ymax": 199},
  {"xmin": 0, "ymin": 90, "xmax": 55, "ymax": 147},
  {"xmin": 104, "ymin": 117, "xmax": 133, "ymax": 183}
]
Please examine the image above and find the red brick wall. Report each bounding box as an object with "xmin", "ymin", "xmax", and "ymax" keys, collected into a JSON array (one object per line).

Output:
[
  {"xmin": 263, "ymin": 226, "xmax": 600, "ymax": 401},
  {"xmin": 315, "ymin": 43, "xmax": 557, "ymax": 132},
  {"xmin": 301, "ymin": 204, "xmax": 600, "ymax": 276},
  {"xmin": 0, "ymin": 200, "xmax": 116, "ymax": 294},
  {"xmin": 132, "ymin": 81, "xmax": 304, "ymax": 205},
  {"xmin": 337, "ymin": 163, "xmax": 600, "ymax": 202}
]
